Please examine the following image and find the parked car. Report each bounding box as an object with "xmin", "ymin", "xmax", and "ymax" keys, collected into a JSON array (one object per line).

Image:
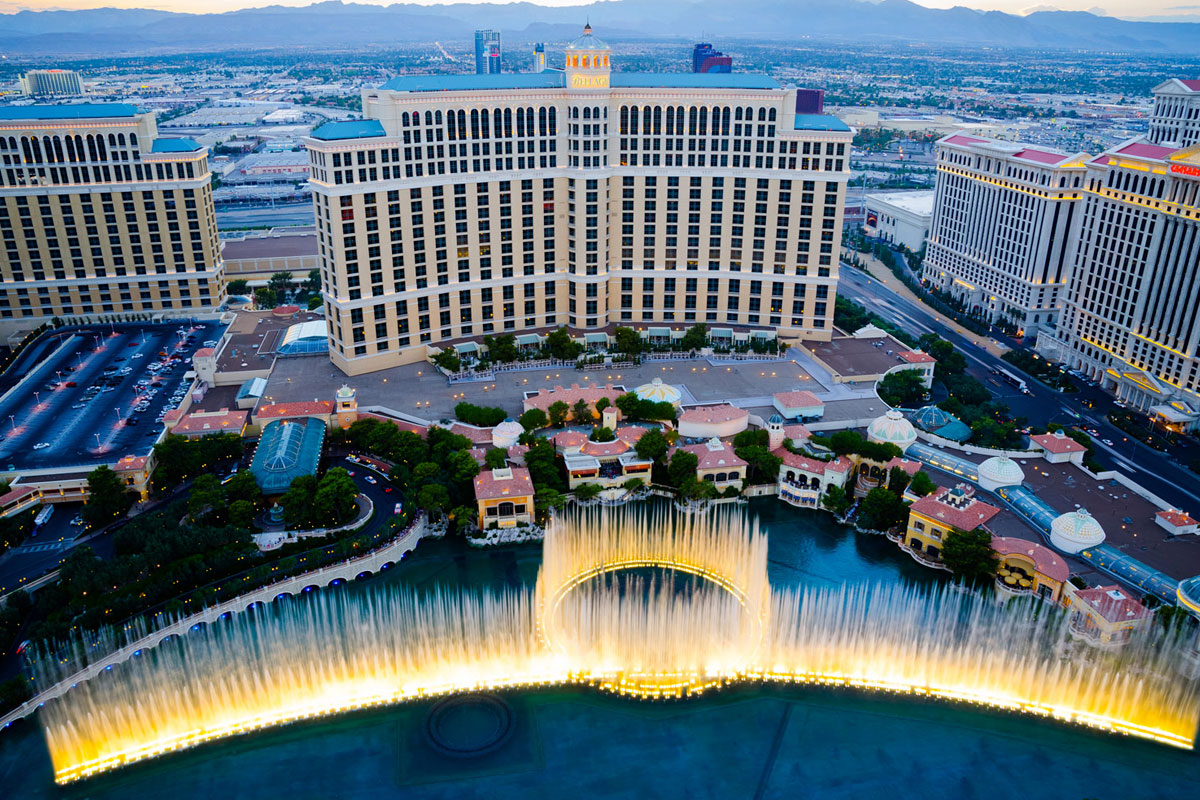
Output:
[
  {"xmin": 33, "ymin": 442, "xmax": 50, "ymax": 450},
  {"xmin": 393, "ymin": 503, "xmax": 403, "ymax": 515}
]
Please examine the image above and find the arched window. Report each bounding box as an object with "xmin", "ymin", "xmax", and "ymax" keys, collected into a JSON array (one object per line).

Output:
[
  {"xmin": 768, "ymin": 108, "xmax": 777, "ymax": 122},
  {"xmin": 498, "ymin": 501, "xmax": 514, "ymax": 516},
  {"xmin": 424, "ymin": 110, "xmax": 433, "ymax": 126},
  {"xmin": 548, "ymin": 107, "xmax": 557, "ymax": 135}
]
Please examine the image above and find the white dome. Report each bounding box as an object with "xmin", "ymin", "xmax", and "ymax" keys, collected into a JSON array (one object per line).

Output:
[
  {"xmin": 978, "ymin": 456, "xmax": 1024, "ymax": 489},
  {"xmin": 1050, "ymin": 508, "xmax": 1106, "ymax": 554},
  {"xmin": 634, "ymin": 377, "xmax": 682, "ymax": 405},
  {"xmin": 491, "ymin": 420, "xmax": 525, "ymax": 448},
  {"xmin": 867, "ymin": 409, "xmax": 917, "ymax": 450}
]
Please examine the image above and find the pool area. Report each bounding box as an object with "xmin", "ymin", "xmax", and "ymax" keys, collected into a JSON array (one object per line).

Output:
[{"xmin": 2, "ymin": 500, "xmax": 1198, "ymax": 798}]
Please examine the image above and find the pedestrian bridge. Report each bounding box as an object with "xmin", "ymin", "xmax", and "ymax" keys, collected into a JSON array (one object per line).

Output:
[{"xmin": 0, "ymin": 515, "xmax": 429, "ymax": 728}]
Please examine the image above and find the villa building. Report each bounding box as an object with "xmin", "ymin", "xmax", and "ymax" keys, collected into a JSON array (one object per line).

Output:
[
  {"xmin": 1063, "ymin": 583, "xmax": 1153, "ymax": 646},
  {"xmin": 904, "ymin": 484, "xmax": 1001, "ymax": 562},
  {"xmin": 304, "ymin": 24, "xmax": 852, "ymax": 376},
  {"xmin": 0, "ymin": 103, "xmax": 224, "ymax": 332},
  {"xmin": 773, "ymin": 448, "xmax": 851, "ymax": 508},
  {"xmin": 991, "ymin": 535, "xmax": 1069, "ymax": 603},
  {"xmin": 474, "ymin": 466, "xmax": 535, "ymax": 528},
  {"xmin": 923, "ymin": 133, "xmax": 1088, "ymax": 338},
  {"xmin": 683, "ymin": 438, "xmax": 747, "ymax": 490}
]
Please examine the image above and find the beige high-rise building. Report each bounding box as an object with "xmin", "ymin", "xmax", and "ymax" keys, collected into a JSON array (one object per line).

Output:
[
  {"xmin": 923, "ymin": 134, "xmax": 1088, "ymax": 338},
  {"xmin": 19, "ymin": 69, "xmax": 84, "ymax": 97},
  {"xmin": 0, "ymin": 103, "xmax": 224, "ymax": 328},
  {"xmin": 306, "ymin": 24, "xmax": 852, "ymax": 376}
]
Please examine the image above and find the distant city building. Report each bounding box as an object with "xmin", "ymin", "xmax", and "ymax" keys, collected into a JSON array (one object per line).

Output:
[
  {"xmin": 532, "ymin": 43, "xmax": 546, "ymax": 73},
  {"xmin": 1147, "ymin": 78, "xmax": 1200, "ymax": 148},
  {"xmin": 923, "ymin": 134, "xmax": 1088, "ymax": 338},
  {"xmin": 0, "ymin": 104, "xmax": 224, "ymax": 329},
  {"xmin": 794, "ymin": 88, "xmax": 825, "ymax": 115},
  {"xmin": 1053, "ymin": 136, "xmax": 1200, "ymax": 428},
  {"xmin": 475, "ymin": 29, "xmax": 502, "ymax": 75},
  {"xmin": 19, "ymin": 69, "xmax": 83, "ymax": 96},
  {"xmin": 305, "ymin": 24, "xmax": 852, "ymax": 375},
  {"xmin": 863, "ymin": 190, "xmax": 935, "ymax": 252},
  {"xmin": 692, "ymin": 43, "xmax": 732, "ymax": 74}
]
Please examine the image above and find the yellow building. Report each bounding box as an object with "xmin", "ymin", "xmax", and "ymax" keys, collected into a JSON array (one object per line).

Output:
[
  {"xmin": 1063, "ymin": 583, "xmax": 1153, "ymax": 647},
  {"xmin": 0, "ymin": 103, "xmax": 224, "ymax": 333},
  {"xmin": 991, "ymin": 536, "xmax": 1069, "ymax": 603},
  {"xmin": 904, "ymin": 484, "xmax": 1000, "ymax": 563},
  {"xmin": 474, "ymin": 466, "xmax": 535, "ymax": 528}
]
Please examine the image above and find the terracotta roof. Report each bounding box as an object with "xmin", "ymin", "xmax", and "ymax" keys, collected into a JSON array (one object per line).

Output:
[
  {"xmin": 174, "ymin": 408, "xmax": 248, "ymax": 435},
  {"xmin": 773, "ymin": 390, "xmax": 824, "ymax": 409},
  {"xmin": 1115, "ymin": 141, "xmax": 1176, "ymax": 161},
  {"xmin": 887, "ymin": 456, "xmax": 922, "ymax": 476},
  {"xmin": 679, "ymin": 404, "xmax": 749, "ymax": 424},
  {"xmin": 783, "ymin": 424, "xmax": 811, "ymax": 441},
  {"xmin": 0, "ymin": 485, "xmax": 37, "ymax": 507},
  {"xmin": 1157, "ymin": 509, "xmax": 1198, "ymax": 527},
  {"xmin": 683, "ymin": 441, "xmax": 747, "ymax": 472},
  {"xmin": 1179, "ymin": 79, "xmax": 1200, "ymax": 91},
  {"xmin": 473, "ymin": 466, "xmax": 534, "ymax": 501},
  {"xmin": 580, "ymin": 439, "xmax": 631, "ymax": 457},
  {"xmin": 113, "ymin": 454, "xmax": 150, "ymax": 471},
  {"xmin": 942, "ymin": 134, "xmax": 986, "ymax": 146},
  {"xmin": 357, "ymin": 412, "xmax": 428, "ymax": 435},
  {"xmin": 772, "ymin": 448, "xmax": 849, "ymax": 476},
  {"xmin": 910, "ymin": 485, "xmax": 1001, "ymax": 532},
  {"xmin": 1030, "ymin": 431, "xmax": 1086, "ymax": 454},
  {"xmin": 193, "ymin": 347, "xmax": 215, "ymax": 358},
  {"xmin": 552, "ymin": 430, "xmax": 589, "ymax": 449},
  {"xmin": 162, "ymin": 407, "xmax": 185, "ymax": 423},
  {"xmin": 991, "ymin": 536, "xmax": 1069, "ymax": 583},
  {"xmin": 1075, "ymin": 585, "xmax": 1152, "ymax": 624},
  {"xmin": 447, "ymin": 422, "xmax": 494, "ymax": 444},
  {"xmin": 256, "ymin": 401, "xmax": 333, "ymax": 420},
  {"xmin": 523, "ymin": 383, "xmax": 625, "ymax": 413},
  {"xmin": 616, "ymin": 425, "xmax": 647, "ymax": 445},
  {"xmin": 898, "ymin": 350, "xmax": 936, "ymax": 364},
  {"xmin": 1013, "ymin": 148, "xmax": 1071, "ymax": 166}
]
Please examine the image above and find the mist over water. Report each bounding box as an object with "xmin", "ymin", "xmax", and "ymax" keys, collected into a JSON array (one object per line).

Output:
[{"xmin": 36, "ymin": 506, "xmax": 1200, "ymax": 784}]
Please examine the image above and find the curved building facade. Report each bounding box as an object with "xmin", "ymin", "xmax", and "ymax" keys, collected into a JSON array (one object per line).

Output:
[{"xmin": 305, "ymin": 25, "xmax": 852, "ymax": 375}]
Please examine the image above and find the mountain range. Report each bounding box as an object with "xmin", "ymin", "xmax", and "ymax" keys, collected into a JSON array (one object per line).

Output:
[{"xmin": 1, "ymin": 0, "xmax": 1199, "ymax": 55}]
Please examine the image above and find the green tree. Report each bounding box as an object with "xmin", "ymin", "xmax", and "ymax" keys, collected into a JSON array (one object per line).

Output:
[
  {"xmin": 679, "ymin": 323, "xmax": 708, "ymax": 351},
  {"xmin": 856, "ymin": 487, "xmax": 908, "ymax": 531},
  {"xmin": 307, "ymin": 295, "xmax": 323, "ymax": 311},
  {"xmin": 909, "ymin": 471, "xmax": 937, "ymax": 497},
  {"xmin": 591, "ymin": 426, "xmax": 616, "ymax": 442},
  {"xmin": 83, "ymin": 465, "xmax": 131, "ymax": 527},
  {"xmin": 623, "ymin": 478, "xmax": 645, "ymax": 492},
  {"xmin": 735, "ymin": 445, "xmax": 782, "ymax": 485},
  {"xmin": 680, "ymin": 476, "xmax": 719, "ymax": 500},
  {"xmin": 187, "ymin": 474, "xmax": 224, "ymax": 521},
  {"xmin": 544, "ymin": 326, "xmax": 582, "ymax": 360},
  {"xmin": 484, "ymin": 448, "xmax": 509, "ymax": 470},
  {"xmin": 432, "ymin": 349, "xmax": 461, "ymax": 373},
  {"xmin": 822, "ymin": 484, "xmax": 851, "ymax": 515},
  {"xmin": 279, "ymin": 474, "xmax": 319, "ymax": 528},
  {"xmin": 534, "ymin": 487, "xmax": 567, "ymax": 522},
  {"xmin": 733, "ymin": 429, "xmax": 770, "ymax": 448},
  {"xmin": 312, "ymin": 468, "xmax": 358, "ymax": 526},
  {"xmin": 572, "ymin": 398, "xmax": 593, "ymax": 422},
  {"xmin": 254, "ymin": 286, "xmax": 278, "ymax": 309},
  {"xmin": 668, "ymin": 450, "xmax": 699, "ymax": 488},
  {"xmin": 878, "ymin": 369, "xmax": 927, "ymax": 407},
  {"xmin": 613, "ymin": 326, "xmax": 645, "ymax": 355},
  {"xmin": 595, "ymin": 397, "xmax": 611, "ymax": 414},
  {"xmin": 268, "ymin": 271, "xmax": 294, "ymax": 297},
  {"xmin": 548, "ymin": 401, "xmax": 570, "ymax": 428},
  {"xmin": 449, "ymin": 505, "xmax": 478, "ymax": 534},
  {"xmin": 305, "ymin": 268, "xmax": 322, "ymax": 293},
  {"xmin": 887, "ymin": 466, "xmax": 912, "ymax": 497},
  {"xmin": 941, "ymin": 527, "xmax": 998, "ymax": 586},
  {"xmin": 226, "ymin": 278, "xmax": 250, "ymax": 295},
  {"xmin": 454, "ymin": 402, "xmax": 506, "ymax": 427},
  {"xmin": 223, "ymin": 470, "xmax": 261, "ymax": 506},
  {"xmin": 519, "ymin": 408, "xmax": 548, "ymax": 431},
  {"xmin": 416, "ymin": 484, "xmax": 450, "ymax": 517},
  {"xmin": 447, "ymin": 450, "xmax": 481, "ymax": 485},
  {"xmin": 615, "ymin": 392, "xmax": 641, "ymax": 419},
  {"xmin": 575, "ymin": 483, "xmax": 603, "ymax": 501},
  {"xmin": 483, "ymin": 333, "xmax": 519, "ymax": 363},
  {"xmin": 524, "ymin": 437, "xmax": 565, "ymax": 492},
  {"xmin": 412, "ymin": 461, "xmax": 441, "ymax": 487},
  {"xmin": 635, "ymin": 428, "xmax": 670, "ymax": 463},
  {"xmin": 228, "ymin": 500, "xmax": 257, "ymax": 529}
]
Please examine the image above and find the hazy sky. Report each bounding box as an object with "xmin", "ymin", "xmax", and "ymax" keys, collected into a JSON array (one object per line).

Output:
[{"xmin": 0, "ymin": 0, "xmax": 1196, "ymax": 20}]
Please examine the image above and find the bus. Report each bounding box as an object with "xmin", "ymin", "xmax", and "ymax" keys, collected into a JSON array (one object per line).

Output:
[
  {"xmin": 995, "ymin": 367, "xmax": 1029, "ymax": 394},
  {"xmin": 33, "ymin": 503, "xmax": 54, "ymax": 529}
]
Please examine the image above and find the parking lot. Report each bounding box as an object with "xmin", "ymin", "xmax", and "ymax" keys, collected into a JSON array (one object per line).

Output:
[{"xmin": 0, "ymin": 321, "xmax": 225, "ymax": 472}]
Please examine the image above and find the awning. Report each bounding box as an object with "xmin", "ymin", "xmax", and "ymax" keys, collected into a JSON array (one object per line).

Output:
[
  {"xmin": 752, "ymin": 330, "xmax": 772, "ymax": 339},
  {"xmin": 585, "ymin": 332, "xmax": 608, "ymax": 343},
  {"xmin": 710, "ymin": 328, "xmax": 733, "ymax": 339},
  {"xmin": 515, "ymin": 333, "xmax": 541, "ymax": 346},
  {"xmin": 1151, "ymin": 404, "xmax": 1198, "ymax": 423},
  {"xmin": 647, "ymin": 327, "xmax": 671, "ymax": 337},
  {"xmin": 454, "ymin": 342, "xmax": 479, "ymax": 354}
]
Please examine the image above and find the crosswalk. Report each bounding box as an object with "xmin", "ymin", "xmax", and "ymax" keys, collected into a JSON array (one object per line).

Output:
[{"xmin": 10, "ymin": 540, "xmax": 68, "ymax": 555}]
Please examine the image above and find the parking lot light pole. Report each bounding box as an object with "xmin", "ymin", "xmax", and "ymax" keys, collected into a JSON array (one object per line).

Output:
[
  {"xmin": 115, "ymin": 408, "xmax": 122, "ymax": 424},
  {"xmin": 94, "ymin": 433, "xmax": 101, "ymax": 450},
  {"xmin": 7, "ymin": 415, "xmax": 14, "ymax": 432},
  {"xmin": 33, "ymin": 391, "xmax": 40, "ymax": 406}
]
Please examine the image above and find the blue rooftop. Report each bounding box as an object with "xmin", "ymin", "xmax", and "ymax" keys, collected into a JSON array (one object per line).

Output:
[
  {"xmin": 377, "ymin": 71, "xmax": 779, "ymax": 93},
  {"xmin": 310, "ymin": 119, "xmax": 387, "ymax": 141},
  {"xmin": 794, "ymin": 113, "xmax": 851, "ymax": 132},
  {"xmin": 150, "ymin": 137, "xmax": 203, "ymax": 153},
  {"xmin": 380, "ymin": 72, "xmax": 565, "ymax": 93},
  {"xmin": 0, "ymin": 102, "xmax": 139, "ymax": 121},
  {"xmin": 610, "ymin": 73, "xmax": 779, "ymax": 90}
]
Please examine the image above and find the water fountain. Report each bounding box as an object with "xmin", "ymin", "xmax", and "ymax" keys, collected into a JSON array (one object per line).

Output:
[{"xmin": 34, "ymin": 506, "xmax": 1200, "ymax": 785}]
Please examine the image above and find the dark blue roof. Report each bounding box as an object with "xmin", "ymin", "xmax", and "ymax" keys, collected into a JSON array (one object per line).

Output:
[
  {"xmin": 0, "ymin": 102, "xmax": 139, "ymax": 121},
  {"xmin": 310, "ymin": 119, "xmax": 387, "ymax": 141},
  {"xmin": 377, "ymin": 71, "xmax": 779, "ymax": 93},
  {"xmin": 611, "ymin": 73, "xmax": 779, "ymax": 90},
  {"xmin": 150, "ymin": 138, "xmax": 203, "ymax": 153},
  {"xmin": 380, "ymin": 72, "xmax": 565, "ymax": 93},
  {"xmin": 794, "ymin": 113, "xmax": 851, "ymax": 132}
]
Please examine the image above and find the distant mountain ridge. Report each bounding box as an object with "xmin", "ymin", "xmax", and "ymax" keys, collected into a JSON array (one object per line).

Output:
[{"xmin": 1, "ymin": 0, "xmax": 1199, "ymax": 55}]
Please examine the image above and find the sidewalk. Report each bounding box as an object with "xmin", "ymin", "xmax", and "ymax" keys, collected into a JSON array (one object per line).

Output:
[{"xmin": 844, "ymin": 250, "xmax": 1010, "ymax": 359}]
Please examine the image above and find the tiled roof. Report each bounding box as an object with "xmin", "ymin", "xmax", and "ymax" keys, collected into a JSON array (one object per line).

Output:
[
  {"xmin": 1075, "ymin": 585, "xmax": 1151, "ymax": 623},
  {"xmin": 616, "ymin": 425, "xmax": 647, "ymax": 445},
  {"xmin": 580, "ymin": 439, "xmax": 631, "ymax": 457},
  {"xmin": 991, "ymin": 536, "xmax": 1069, "ymax": 583},
  {"xmin": 773, "ymin": 390, "xmax": 823, "ymax": 409},
  {"xmin": 793, "ymin": 113, "xmax": 850, "ymax": 132},
  {"xmin": 1180, "ymin": 79, "xmax": 1200, "ymax": 91},
  {"xmin": 174, "ymin": 408, "xmax": 248, "ymax": 435},
  {"xmin": 1030, "ymin": 431, "xmax": 1086, "ymax": 454},
  {"xmin": 782, "ymin": 424, "xmax": 811, "ymax": 441},
  {"xmin": 150, "ymin": 138, "xmax": 203, "ymax": 153},
  {"xmin": 523, "ymin": 383, "xmax": 625, "ymax": 413},
  {"xmin": 615, "ymin": 73, "xmax": 780, "ymax": 90},
  {"xmin": 473, "ymin": 466, "xmax": 535, "ymax": 501},
  {"xmin": 377, "ymin": 71, "xmax": 780, "ymax": 94},
  {"xmin": 359, "ymin": 412, "xmax": 427, "ymax": 436},
  {"xmin": 899, "ymin": 350, "xmax": 936, "ymax": 364},
  {"xmin": 193, "ymin": 347, "xmax": 215, "ymax": 358},
  {"xmin": 0, "ymin": 103, "xmax": 138, "ymax": 120},
  {"xmin": 0, "ymin": 485, "xmax": 37, "ymax": 506},
  {"xmin": 679, "ymin": 404, "xmax": 748, "ymax": 424},
  {"xmin": 1012, "ymin": 147, "xmax": 1071, "ymax": 165},
  {"xmin": 310, "ymin": 119, "xmax": 387, "ymax": 141},
  {"xmin": 162, "ymin": 408, "xmax": 185, "ymax": 423},
  {"xmin": 886, "ymin": 457, "xmax": 922, "ymax": 476},
  {"xmin": 255, "ymin": 401, "xmax": 333, "ymax": 420},
  {"xmin": 1115, "ymin": 141, "xmax": 1177, "ymax": 161},
  {"xmin": 773, "ymin": 448, "xmax": 849, "ymax": 475},
  {"xmin": 447, "ymin": 422, "xmax": 495, "ymax": 444},
  {"xmin": 941, "ymin": 134, "xmax": 986, "ymax": 146},
  {"xmin": 1157, "ymin": 509, "xmax": 1198, "ymax": 527},
  {"xmin": 910, "ymin": 486, "xmax": 1001, "ymax": 532},
  {"xmin": 683, "ymin": 441, "xmax": 747, "ymax": 472},
  {"xmin": 552, "ymin": 430, "xmax": 589, "ymax": 449}
]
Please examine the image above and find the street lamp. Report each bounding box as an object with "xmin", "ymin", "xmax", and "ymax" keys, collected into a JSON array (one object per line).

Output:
[
  {"xmin": 115, "ymin": 408, "xmax": 123, "ymax": 424},
  {"xmin": 33, "ymin": 391, "xmax": 40, "ymax": 405},
  {"xmin": 94, "ymin": 433, "xmax": 102, "ymax": 449},
  {"xmin": 7, "ymin": 415, "xmax": 14, "ymax": 432}
]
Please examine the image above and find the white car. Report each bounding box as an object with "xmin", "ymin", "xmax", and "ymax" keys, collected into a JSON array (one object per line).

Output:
[
  {"xmin": 131, "ymin": 353, "xmax": 144, "ymax": 359},
  {"xmin": 203, "ymin": 340, "xmax": 218, "ymax": 347},
  {"xmin": 33, "ymin": 442, "xmax": 51, "ymax": 450}
]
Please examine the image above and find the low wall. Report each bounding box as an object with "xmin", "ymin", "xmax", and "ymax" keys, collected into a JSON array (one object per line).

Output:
[
  {"xmin": 1075, "ymin": 464, "xmax": 1174, "ymax": 512},
  {"xmin": 915, "ymin": 429, "xmax": 1042, "ymax": 459}
]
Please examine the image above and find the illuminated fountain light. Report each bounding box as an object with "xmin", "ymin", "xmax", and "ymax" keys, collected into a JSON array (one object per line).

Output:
[{"xmin": 35, "ymin": 506, "xmax": 1200, "ymax": 785}]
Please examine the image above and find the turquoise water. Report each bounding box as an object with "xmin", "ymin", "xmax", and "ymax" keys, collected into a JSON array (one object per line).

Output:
[{"xmin": 3, "ymin": 500, "xmax": 1197, "ymax": 798}]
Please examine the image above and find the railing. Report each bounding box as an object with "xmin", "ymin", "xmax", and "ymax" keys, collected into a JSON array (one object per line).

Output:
[{"xmin": 0, "ymin": 515, "xmax": 428, "ymax": 728}]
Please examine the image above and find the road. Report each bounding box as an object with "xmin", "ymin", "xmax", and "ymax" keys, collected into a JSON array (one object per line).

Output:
[
  {"xmin": 838, "ymin": 265, "xmax": 1200, "ymax": 512},
  {"xmin": 216, "ymin": 202, "xmax": 315, "ymax": 230}
]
